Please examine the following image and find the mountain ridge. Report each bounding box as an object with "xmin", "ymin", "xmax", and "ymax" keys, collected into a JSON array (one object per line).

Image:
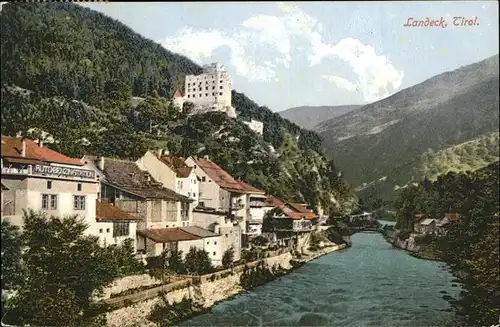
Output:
[
  {"xmin": 278, "ymin": 105, "xmax": 362, "ymax": 130},
  {"xmin": 317, "ymin": 53, "xmax": 499, "ymax": 202}
]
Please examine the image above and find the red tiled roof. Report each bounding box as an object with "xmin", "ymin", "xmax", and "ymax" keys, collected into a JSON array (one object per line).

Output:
[
  {"xmin": 237, "ymin": 180, "xmax": 265, "ymax": 194},
  {"xmin": 158, "ymin": 155, "xmax": 192, "ymax": 178},
  {"xmin": 173, "ymin": 89, "xmax": 183, "ymax": 98},
  {"xmin": 137, "ymin": 228, "xmax": 201, "ymax": 243},
  {"xmin": 265, "ymin": 195, "xmax": 284, "ymax": 208},
  {"xmin": 190, "ymin": 157, "xmax": 245, "ymax": 193},
  {"xmin": 1, "ymin": 136, "xmax": 83, "ymax": 166},
  {"xmin": 284, "ymin": 212, "xmax": 318, "ymax": 220},
  {"xmin": 96, "ymin": 200, "xmax": 138, "ymax": 222}
]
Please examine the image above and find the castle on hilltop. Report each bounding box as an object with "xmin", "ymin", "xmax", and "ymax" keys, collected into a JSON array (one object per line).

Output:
[{"xmin": 172, "ymin": 62, "xmax": 237, "ymax": 119}]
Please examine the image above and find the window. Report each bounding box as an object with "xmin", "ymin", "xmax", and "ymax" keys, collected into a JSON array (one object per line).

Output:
[
  {"xmin": 212, "ymin": 92, "xmax": 215, "ymax": 96},
  {"xmin": 200, "ymin": 201, "xmax": 205, "ymax": 207},
  {"xmin": 199, "ymin": 192, "xmax": 203, "ymax": 197},
  {"xmin": 206, "ymin": 87, "xmax": 208, "ymax": 90},
  {"xmin": 99, "ymin": 229, "xmax": 103, "ymax": 233},
  {"xmin": 208, "ymin": 180, "xmax": 212, "ymax": 182},
  {"xmin": 219, "ymin": 80, "xmax": 222, "ymax": 83},
  {"xmin": 199, "ymin": 93, "xmax": 202, "ymax": 97},
  {"xmin": 77, "ymin": 183, "xmax": 82, "ymax": 191},
  {"xmin": 214, "ymin": 241, "xmax": 217, "ymax": 245},
  {"xmin": 193, "ymin": 94, "xmax": 196, "ymax": 98},
  {"xmin": 212, "ymin": 86, "xmax": 215, "ymax": 90},
  {"xmin": 220, "ymin": 86, "xmax": 223, "ymax": 89},
  {"xmin": 106, "ymin": 228, "xmax": 110, "ymax": 233},
  {"xmin": 188, "ymin": 95, "xmax": 191, "ymax": 98},
  {"xmin": 205, "ymin": 93, "xmax": 208, "ymax": 96},
  {"xmin": 219, "ymin": 92, "xmax": 223, "ymax": 96},
  {"xmin": 207, "ymin": 241, "xmax": 210, "ymax": 245},
  {"xmin": 47, "ymin": 181, "xmax": 52, "ymax": 189},
  {"xmin": 73, "ymin": 195, "xmax": 86, "ymax": 210},
  {"xmin": 225, "ymin": 234, "xmax": 228, "ymax": 237},
  {"xmin": 201, "ymin": 176, "xmax": 206, "ymax": 182},
  {"xmin": 113, "ymin": 222, "xmax": 130, "ymax": 237},
  {"xmin": 188, "ymin": 83, "xmax": 191, "ymax": 86},
  {"xmin": 213, "ymin": 252, "xmax": 216, "ymax": 256},
  {"xmin": 42, "ymin": 194, "xmax": 57, "ymax": 210}
]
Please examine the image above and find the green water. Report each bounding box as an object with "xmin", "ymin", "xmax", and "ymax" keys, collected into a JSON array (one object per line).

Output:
[{"xmin": 180, "ymin": 229, "xmax": 462, "ymax": 327}]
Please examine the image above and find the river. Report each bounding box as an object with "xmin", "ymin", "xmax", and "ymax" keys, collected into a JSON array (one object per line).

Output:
[{"xmin": 180, "ymin": 225, "xmax": 462, "ymax": 327}]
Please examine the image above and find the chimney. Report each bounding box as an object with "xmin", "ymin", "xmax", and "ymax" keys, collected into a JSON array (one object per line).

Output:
[
  {"xmin": 21, "ymin": 140, "xmax": 26, "ymax": 157},
  {"xmin": 157, "ymin": 149, "xmax": 163, "ymax": 157},
  {"xmin": 39, "ymin": 139, "xmax": 44, "ymax": 148},
  {"xmin": 203, "ymin": 155, "xmax": 209, "ymax": 160},
  {"xmin": 99, "ymin": 157, "xmax": 105, "ymax": 171},
  {"xmin": 164, "ymin": 149, "xmax": 170, "ymax": 156}
]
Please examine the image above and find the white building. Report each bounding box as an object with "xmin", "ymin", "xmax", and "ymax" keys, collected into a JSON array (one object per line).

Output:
[
  {"xmin": 136, "ymin": 150, "xmax": 199, "ymax": 207},
  {"xmin": 182, "ymin": 63, "xmax": 237, "ymax": 118},
  {"xmin": 243, "ymin": 119, "xmax": 264, "ymax": 136},
  {"xmin": 1, "ymin": 136, "xmax": 138, "ymax": 249}
]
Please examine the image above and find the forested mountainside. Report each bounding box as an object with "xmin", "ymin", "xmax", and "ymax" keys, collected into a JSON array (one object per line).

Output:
[
  {"xmin": 278, "ymin": 105, "xmax": 361, "ymax": 131},
  {"xmin": 394, "ymin": 161, "xmax": 499, "ymax": 326},
  {"xmin": 317, "ymin": 54, "xmax": 499, "ymax": 204},
  {"xmin": 0, "ymin": 2, "xmax": 356, "ymax": 214}
]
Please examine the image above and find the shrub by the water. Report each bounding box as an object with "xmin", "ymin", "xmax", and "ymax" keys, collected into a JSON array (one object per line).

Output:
[
  {"xmin": 239, "ymin": 262, "xmax": 288, "ymax": 290},
  {"xmin": 148, "ymin": 294, "xmax": 208, "ymax": 327}
]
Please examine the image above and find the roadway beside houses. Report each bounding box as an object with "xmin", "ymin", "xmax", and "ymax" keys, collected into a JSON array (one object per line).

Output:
[{"xmin": 1, "ymin": 135, "xmax": 322, "ymax": 268}]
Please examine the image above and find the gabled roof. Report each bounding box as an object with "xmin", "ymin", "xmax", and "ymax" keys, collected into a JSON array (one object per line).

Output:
[
  {"xmin": 159, "ymin": 155, "xmax": 192, "ymax": 178},
  {"xmin": 189, "ymin": 156, "xmax": 245, "ymax": 193},
  {"xmin": 96, "ymin": 200, "xmax": 139, "ymax": 222},
  {"xmin": 96, "ymin": 157, "xmax": 191, "ymax": 202},
  {"xmin": 1, "ymin": 136, "xmax": 83, "ymax": 166},
  {"xmin": 173, "ymin": 89, "xmax": 183, "ymax": 98},
  {"xmin": 237, "ymin": 180, "xmax": 265, "ymax": 195},
  {"xmin": 137, "ymin": 228, "xmax": 201, "ymax": 243},
  {"xmin": 180, "ymin": 226, "xmax": 219, "ymax": 238},
  {"xmin": 264, "ymin": 195, "xmax": 284, "ymax": 208}
]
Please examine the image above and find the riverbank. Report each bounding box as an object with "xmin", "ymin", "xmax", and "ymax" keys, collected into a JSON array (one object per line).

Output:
[
  {"xmin": 105, "ymin": 244, "xmax": 346, "ymax": 327},
  {"xmin": 381, "ymin": 228, "xmax": 443, "ymax": 261}
]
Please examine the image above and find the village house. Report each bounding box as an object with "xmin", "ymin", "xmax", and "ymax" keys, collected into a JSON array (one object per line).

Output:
[
  {"xmin": 247, "ymin": 195, "xmax": 284, "ymax": 237},
  {"xmin": 1, "ymin": 136, "xmax": 99, "ymax": 231},
  {"xmin": 262, "ymin": 209, "xmax": 318, "ymax": 251},
  {"xmin": 84, "ymin": 156, "xmax": 206, "ymax": 258},
  {"xmin": 95, "ymin": 200, "xmax": 140, "ymax": 249},
  {"xmin": 436, "ymin": 212, "xmax": 461, "ymax": 235},
  {"xmin": 136, "ymin": 225, "xmax": 228, "ymax": 267},
  {"xmin": 136, "ymin": 227, "xmax": 203, "ymax": 258},
  {"xmin": 184, "ymin": 155, "xmax": 267, "ymax": 247},
  {"xmin": 413, "ymin": 214, "xmax": 439, "ymax": 235},
  {"xmin": 136, "ymin": 150, "xmax": 199, "ymax": 207},
  {"xmin": 179, "ymin": 226, "xmax": 224, "ymax": 266},
  {"xmin": 0, "ymin": 136, "xmax": 139, "ymax": 248},
  {"xmin": 191, "ymin": 207, "xmax": 242, "ymax": 263}
]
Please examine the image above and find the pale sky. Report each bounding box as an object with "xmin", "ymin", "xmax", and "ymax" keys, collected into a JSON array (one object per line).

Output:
[{"xmin": 80, "ymin": 1, "xmax": 499, "ymax": 112}]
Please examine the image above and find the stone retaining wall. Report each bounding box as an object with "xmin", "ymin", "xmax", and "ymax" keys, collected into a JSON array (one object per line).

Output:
[{"xmin": 105, "ymin": 245, "xmax": 344, "ymax": 327}]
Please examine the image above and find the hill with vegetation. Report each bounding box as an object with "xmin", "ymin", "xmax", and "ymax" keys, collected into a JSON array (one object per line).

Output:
[
  {"xmin": 0, "ymin": 2, "xmax": 356, "ymax": 214},
  {"xmin": 316, "ymin": 54, "xmax": 499, "ymax": 204},
  {"xmin": 278, "ymin": 105, "xmax": 361, "ymax": 131},
  {"xmin": 394, "ymin": 161, "xmax": 499, "ymax": 326}
]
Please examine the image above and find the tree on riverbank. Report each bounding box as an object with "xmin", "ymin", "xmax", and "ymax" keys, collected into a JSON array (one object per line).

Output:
[
  {"xmin": 393, "ymin": 161, "xmax": 500, "ymax": 326},
  {"xmin": 1, "ymin": 210, "xmax": 144, "ymax": 326}
]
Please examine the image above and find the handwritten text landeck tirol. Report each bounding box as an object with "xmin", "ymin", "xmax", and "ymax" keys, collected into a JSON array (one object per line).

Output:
[{"xmin": 403, "ymin": 16, "xmax": 479, "ymax": 28}]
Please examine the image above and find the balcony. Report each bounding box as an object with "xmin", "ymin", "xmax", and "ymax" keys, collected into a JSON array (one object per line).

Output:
[
  {"xmin": 231, "ymin": 203, "xmax": 244, "ymax": 210},
  {"xmin": 249, "ymin": 201, "xmax": 265, "ymax": 208}
]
